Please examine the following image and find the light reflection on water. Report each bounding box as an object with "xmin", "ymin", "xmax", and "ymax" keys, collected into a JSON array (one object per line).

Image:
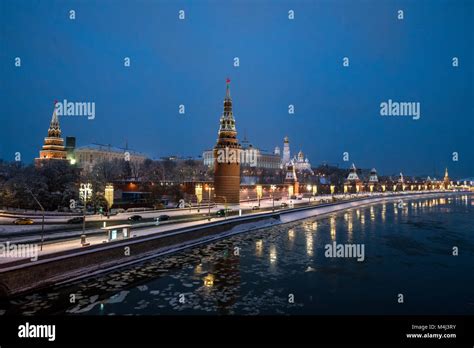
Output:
[{"xmin": 1, "ymin": 194, "xmax": 473, "ymax": 315}]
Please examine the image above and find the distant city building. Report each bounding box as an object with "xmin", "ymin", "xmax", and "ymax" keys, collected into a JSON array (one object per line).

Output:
[
  {"xmin": 35, "ymin": 104, "xmax": 68, "ymax": 166},
  {"xmin": 160, "ymin": 155, "xmax": 195, "ymax": 162},
  {"xmin": 75, "ymin": 144, "xmax": 147, "ymax": 172},
  {"xmin": 203, "ymin": 150, "xmax": 214, "ymax": 167},
  {"xmin": 213, "ymin": 79, "xmax": 241, "ymax": 204},
  {"xmin": 203, "ymin": 139, "xmax": 280, "ymax": 170}
]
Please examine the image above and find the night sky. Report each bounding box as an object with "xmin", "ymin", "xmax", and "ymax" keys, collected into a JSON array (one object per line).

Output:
[{"xmin": 1, "ymin": 0, "xmax": 472, "ymax": 178}]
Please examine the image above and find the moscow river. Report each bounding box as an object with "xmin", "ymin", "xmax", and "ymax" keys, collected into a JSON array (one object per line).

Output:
[{"xmin": 1, "ymin": 194, "xmax": 473, "ymax": 316}]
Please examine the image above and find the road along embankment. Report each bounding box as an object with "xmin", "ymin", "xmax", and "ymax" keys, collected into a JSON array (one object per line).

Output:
[{"xmin": 0, "ymin": 191, "xmax": 465, "ymax": 298}]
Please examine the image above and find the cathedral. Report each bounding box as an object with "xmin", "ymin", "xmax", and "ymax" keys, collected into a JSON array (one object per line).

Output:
[
  {"xmin": 280, "ymin": 136, "xmax": 313, "ymax": 174},
  {"xmin": 213, "ymin": 79, "xmax": 241, "ymax": 204},
  {"xmin": 292, "ymin": 150, "xmax": 313, "ymax": 173},
  {"xmin": 35, "ymin": 103, "xmax": 68, "ymax": 166}
]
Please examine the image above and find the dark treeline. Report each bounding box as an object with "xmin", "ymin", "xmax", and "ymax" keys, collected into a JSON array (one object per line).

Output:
[{"xmin": 0, "ymin": 159, "xmax": 212, "ymax": 212}]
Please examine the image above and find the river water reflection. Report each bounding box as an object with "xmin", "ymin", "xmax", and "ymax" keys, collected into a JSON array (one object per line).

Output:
[{"xmin": 1, "ymin": 194, "xmax": 473, "ymax": 315}]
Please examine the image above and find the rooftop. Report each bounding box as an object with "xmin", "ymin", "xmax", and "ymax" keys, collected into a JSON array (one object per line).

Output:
[{"xmin": 75, "ymin": 143, "xmax": 146, "ymax": 157}]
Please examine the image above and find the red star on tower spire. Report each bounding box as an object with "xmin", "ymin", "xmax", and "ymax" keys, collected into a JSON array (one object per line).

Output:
[{"xmin": 225, "ymin": 78, "xmax": 231, "ymax": 98}]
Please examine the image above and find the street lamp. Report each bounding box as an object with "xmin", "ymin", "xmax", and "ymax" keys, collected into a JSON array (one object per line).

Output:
[
  {"xmin": 205, "ymin": 185, "xmax": 214, "ymax": 221},
  {"xmin": 79, "ymin": 183, "xmax": 92, "ymax": 237},
  {"xmin": 306, "ymin": 184, "xmax": 312, "ymax": 203},
  {"xmin": 195, "ymin": 184, "xmax": 203, "ymax": 212},
  {"xmin": 270, "ymin": 185, "xmax": 276, "ymax": 212},
  {"xmin": 25, "ymin": 186, "xmax": 45, "ymax": 251},
  {"xmin": 256, "ymin": 185, "xmax": 263, "ymax": 207}
]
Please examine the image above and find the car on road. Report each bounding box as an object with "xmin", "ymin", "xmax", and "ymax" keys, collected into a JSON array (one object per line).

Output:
[
  {"xmin": 280, "ymin": 203, "xmax": 288, "ymax": 208},
  {"xmin": 251, "ymin": 206, "xmax": 260, "ymax": 210},
  {"xmin": 13, "ymin": 218, "xmax": 34, "ymax": 225},
  {"xmin": 157, "ymin": 215, "xmax": 170, "ymax": 222},
  {"xmin": 290, "ymin": 195, "xmax": 297, "ymax": 200},
  {"xmin": 128, "ymin": 215, "xmax": 143, "ymax": 222},
  {"xmin": 216, "ymin": 208, "xmax": 232, "ymax": 217},
  {"xmin": 67, "ymin": 217, "xmax": 84, "ymax": 224}
]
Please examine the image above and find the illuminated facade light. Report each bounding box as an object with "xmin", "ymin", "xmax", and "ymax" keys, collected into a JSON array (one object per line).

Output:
[
  {"xmin": 79, "ymin": 183, "xmax": 93, "ymax": 203},
  {"xmin": 195, "ymin": 184, "xmax": 203, "ymax": 204},
  {"xmin": 104, "ymin": 184, "xmax": 114, "ymax": 208}
]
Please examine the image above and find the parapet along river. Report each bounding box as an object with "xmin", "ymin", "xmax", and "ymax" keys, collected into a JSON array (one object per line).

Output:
[{"xmin": 1, "ymin": 194, "xmax": 473, "ymax": 315}]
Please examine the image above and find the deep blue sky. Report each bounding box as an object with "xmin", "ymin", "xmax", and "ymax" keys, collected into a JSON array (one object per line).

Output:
[{"xmin": 1, "ymin": 0, "xmax": 473, "ymax": 178}]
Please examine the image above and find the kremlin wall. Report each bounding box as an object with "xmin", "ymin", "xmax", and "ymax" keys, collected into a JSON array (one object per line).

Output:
[{"xmin": 32, "ymin": 81, "xmax": 470, "ymax": 210}]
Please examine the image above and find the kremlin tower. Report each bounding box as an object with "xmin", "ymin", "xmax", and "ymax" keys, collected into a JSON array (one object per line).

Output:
[
  {"xmin": 346, "ymin": 163, "xmax": 360, "ymax": 182},
  {"xmin": 345, "ymin": 163, "xmax": 362, "ymax": 193},
  {"xmin": 35, "ymin": 102, "xmax": 68, "ymax": 166},
  {"xmin": 284, "ymin": 161, "xmax": 299, "ymax": 196},
  {"xmin": 443, "ymin": 168, "xmax": 450, "ymax": 189},
  {"xmin": 213, "ymin": 79, "xmax": 241, "ymax": 204},
  {"xmin": 282, "ymin": 136, "xmax": 290, "ymax": 165},
  {"xmin": 368, "ymin": 168, "xmax": 379, "ymax": 183}
]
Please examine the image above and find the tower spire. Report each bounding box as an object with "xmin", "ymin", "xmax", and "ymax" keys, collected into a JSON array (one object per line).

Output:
[
  {"xmin": 48, "ymin": 100, "xmax": 61, "ymax": 138},
  {"xmin": 225, "ymin": 77, "xmax": 231, "ymax": 99},
  {"xmin": 35, "ymin": 101, "xmax": 67, "ymax": 164},
  {"xmin": 213, "ymin": 79, "xmax": 241, "ymax": 204}
]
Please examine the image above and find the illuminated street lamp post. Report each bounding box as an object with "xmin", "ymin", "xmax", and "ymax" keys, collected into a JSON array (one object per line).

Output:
[
  {"xmin": 79, "ymin": 183, "xmax": 92, "ymax": 237},
  {"xmin": 25, "ymin": 186, "xmax": 45, "ymax": 251},
  {"xmin": 306, "ymin": 184, "xmax": 312, "ymax": 204},
  {"xmin": 195, "ymin": 184, "xmax": 203, "ymax": 213},
  {"xmin": 205, "ymin": 185, "xmax": 213, "ymax": 221},
  {"xmin": 270, "ymin": 185, "xmax": 276, "ymax": 212},
  {"xmin": 256, "ymin": 185, "xmax": 263, "ymax": 207}
]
